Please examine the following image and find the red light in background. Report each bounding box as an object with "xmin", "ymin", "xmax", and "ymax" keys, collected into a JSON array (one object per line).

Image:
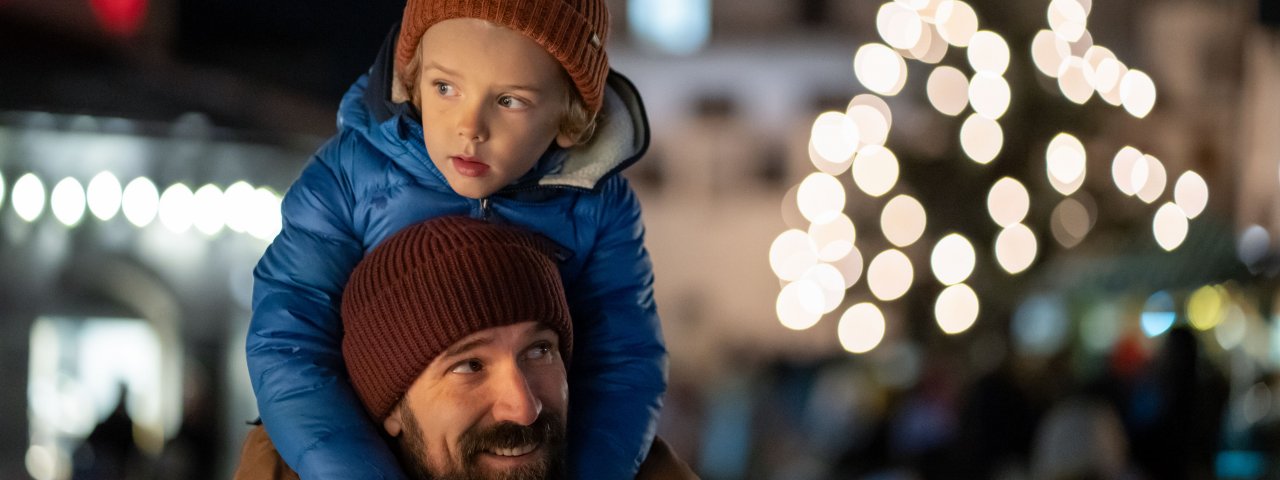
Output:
[{"xmin": 89, "ymin": 0, "xmax": 148, "ymax": 38}]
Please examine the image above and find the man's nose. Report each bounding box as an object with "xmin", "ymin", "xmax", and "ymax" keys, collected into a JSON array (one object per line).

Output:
[
  {"xmin": 457, "ymin": 101, "xmax": 488, "ymax": 143},
  {"xmin": 490, "ymin": 365, "xmax": 541, "ymax": 426}
]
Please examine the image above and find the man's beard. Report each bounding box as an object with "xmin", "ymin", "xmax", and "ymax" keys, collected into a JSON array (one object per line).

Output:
[{"xmin": 394, "ymin": 404, "xmax": 566, "ymax": 480}]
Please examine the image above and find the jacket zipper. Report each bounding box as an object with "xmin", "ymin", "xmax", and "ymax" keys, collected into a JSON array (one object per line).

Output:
[{"xmin": 479, "ymin": 197, "xmax": 491, "ymax": 219}]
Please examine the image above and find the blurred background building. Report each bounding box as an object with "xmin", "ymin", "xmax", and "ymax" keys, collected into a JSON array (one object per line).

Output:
[{"xmin": 1, "ymin": 0, "xmax": 1279, "ymax": 479}]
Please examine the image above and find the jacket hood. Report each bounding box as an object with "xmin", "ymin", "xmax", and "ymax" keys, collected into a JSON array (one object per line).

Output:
[{"xmin": 342, "ymin": 24, "xmax": 650, "ymax": 192}]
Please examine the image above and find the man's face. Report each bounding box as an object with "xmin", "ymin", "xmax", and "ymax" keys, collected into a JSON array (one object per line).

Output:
[
  {"xmin": 416, "ymin": 18, "xmax": 576, "ymax": 199},
  {"xmin": 383, "ymin": 321, "xmax": 569, "ymax": 480}
]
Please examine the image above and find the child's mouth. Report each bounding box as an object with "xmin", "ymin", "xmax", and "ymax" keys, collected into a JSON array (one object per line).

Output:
[{"xmin": 451, "ymin": 156, "xmax": 490, "ymax": 177}]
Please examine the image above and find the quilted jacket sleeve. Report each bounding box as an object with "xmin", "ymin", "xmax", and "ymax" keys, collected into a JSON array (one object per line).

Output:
[
  {"xmin": 566, "ymin": 175, "xmax": 670, "ymax": 479},
  {"xmin": 246, "ymin": 140, "xmax": 407, "ymax": 480}
]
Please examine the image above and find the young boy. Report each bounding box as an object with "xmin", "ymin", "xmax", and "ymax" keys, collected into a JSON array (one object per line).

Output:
[{"xmin": 247, "ymin": 1, "xmax": 667, "ymax": 479}]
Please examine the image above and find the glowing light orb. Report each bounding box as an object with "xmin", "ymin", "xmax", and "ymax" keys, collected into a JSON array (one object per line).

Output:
[
  {"xmin": 881, "ymin": 194, "xmax": 927, "ymax": 247},
  {"xmin": 935, "ymin": 283, "xmax": 980, "ymax": 334},
  {"xmin": 852, "ymin": 145, "xmax": 900, "ymax": 197},
  {"xmin": 927, "ymin": 66, "xmax": 970, "ymax": 116},
  {"xmin": 935, "ymin": 0, "xmax": 979, "ymax": 47},
  {"xmin": 959, "ymin": 114, "xmax": 1003, "ymax": 164},
  {"xmin": 854, "ymin": 44, "xmax": 908, "ymax": 96},
  {"xmin": 87, "ymin": 171, "xmax": 122, "ymax": 221},
  {"xmin": 777, "ymin": 279, "xmax": 824, "ymax": 330},
  {"xmin": 1174, "ymin": 171, "xmax": 1209, "ymax": 219},
  {"xmin": 811, "ymin": 112, "xmax": 861, "ymax": 165},
  {"xmin": 930, "ymin": 233, "xmax": 976, "ymax": 285},
  {"xmin": 797, "ymin": 173, "xmax": 847, "ymax": 223},
  {"xmin": 967, "ymin": 30, "xmax": 1010, "ymax": 75},
  {"xmin": 122, "ymin": 177, "xmax": 159, "ymax": 227},
  {"xmin": 770, "ymin": 229, "xmax": 819, "ymax": 281},
  {"xmin": 995, "ymin": 223, "xmax": 1038, "ymax": 274},
  {"xmin": 868, "ymin": 249, "xmax": 914, "ymax": 301},
  {"xmin": 839, "ymin": 303, "xmax": 886, "ymax": 354},
  {"xmin": 968, "ymin": 72, "xmax": 1011, "ymax": 120},
  {"xmin": 809, "ymin": 213, "xmax": 857, "ymax": 262},
  {"xmin": 987, "ymin": 177, "xmax": 1030, "ymax": 227},
  {"xmin": 50, "ymin": 177, "xmax": 86, "ymax": 226},
  {"xmin": 1152, "ymin": 202, "xmax": 1188, "ymax": 251},
  {"xmin": 13, "ymin": 173, "xmax": 46, "ymax": 222}
]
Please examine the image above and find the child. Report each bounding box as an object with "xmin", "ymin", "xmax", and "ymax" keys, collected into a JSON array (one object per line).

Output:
[{"xmin": 246, "ymin": 1, "xmax": 667, "ymax": 479}]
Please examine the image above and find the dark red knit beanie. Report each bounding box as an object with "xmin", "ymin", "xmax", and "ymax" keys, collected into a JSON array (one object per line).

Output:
[{"xmin": 341, "ymin": 216, "xmax": 573, "ymax": 421}]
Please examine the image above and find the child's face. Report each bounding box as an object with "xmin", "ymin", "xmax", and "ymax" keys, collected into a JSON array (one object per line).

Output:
[{"xmin": 416, "ymin": 18, "xmax": 576, "ymax": 199}]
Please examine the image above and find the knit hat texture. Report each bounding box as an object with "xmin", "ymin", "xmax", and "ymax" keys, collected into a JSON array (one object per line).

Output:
[
  {"xmin": 341, "ymin": 216, "xmax": 573, "ymax": 420},
  {"xmin": 395, "ymin": 0, "xmax": 610, "ymax": 115}
]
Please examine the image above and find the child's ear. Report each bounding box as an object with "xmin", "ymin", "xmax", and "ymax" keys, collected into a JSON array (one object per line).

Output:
[
  {"xmin": 554, "ymin": 130, "xmax": 577, "ymax": 149},
  {"xmin": 383, "ymin": 409, "xmax": 404, "ymax": 437}
]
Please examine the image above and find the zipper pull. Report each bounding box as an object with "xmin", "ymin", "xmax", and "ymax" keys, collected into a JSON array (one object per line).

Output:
[{"xmin": 479, "ymin": 197, "xmax": 491, "ymax": 219}]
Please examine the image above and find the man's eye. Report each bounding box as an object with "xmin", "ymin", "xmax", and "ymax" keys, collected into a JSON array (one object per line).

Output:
[
  {"xmin": 450, "ymin": 359, "xmax": 483, "ymax": 374},
  {"xmin": 526, "ymin": 342, "xmax": 553, "ymax": 361},
  {"xmin": 498, "ymin": 96, "xmax": 528, "ymax": 109}
]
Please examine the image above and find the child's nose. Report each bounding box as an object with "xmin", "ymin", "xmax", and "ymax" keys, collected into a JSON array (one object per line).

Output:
[{"xmin": 456, "ymin": 103, "xmax": 488, "ymax": 143}]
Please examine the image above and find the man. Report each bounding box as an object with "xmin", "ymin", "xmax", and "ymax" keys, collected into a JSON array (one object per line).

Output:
[{"xmin": 235, "ymin": 216, "xmax": 694, "ymax": 479}]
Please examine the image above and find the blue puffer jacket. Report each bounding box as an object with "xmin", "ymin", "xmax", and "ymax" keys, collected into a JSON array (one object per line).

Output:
[{"xmin": 247, "ymin": 28, "xmax": 667, "ymax": 479}]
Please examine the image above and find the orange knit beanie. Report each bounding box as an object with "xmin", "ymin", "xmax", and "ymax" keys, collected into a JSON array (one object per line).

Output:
[
  {"xmin": 341, "ymin": 216, "xmax": 573, "ymax": 420},
  {"xmin": 395, "ymin": 0, "xmax": 611, "ymax": 115}
]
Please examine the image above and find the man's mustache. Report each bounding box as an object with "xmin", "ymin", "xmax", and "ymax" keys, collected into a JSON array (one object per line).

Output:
[{"xmin": 459, "ymin": 411, "xmax": 565, "ymax": 459}]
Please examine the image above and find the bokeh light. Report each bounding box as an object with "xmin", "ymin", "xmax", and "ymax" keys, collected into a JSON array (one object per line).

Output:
[
  {"xmin": 839, "ymin": 303, "xmax": 886, "ymax": 354},
  {"xmin": 927, "ymin": 66, "xmax": 970, "ymax": 116},
  {"xmin": 1111, "ymin": 146, "xmax": 1143, "ymax": 196},
  {"xmin": 1048, "ymin": 0, "xmax": 1087, "ymax": 42},
  {"xmin": 1120, "ymin": 69, "xmax": 1156, "ymax": 118},
  {"xmin": 811, "ymin": 112, "xmax": 861, "ymax": 165},
  {"xmin": 960, "ymin": 114, "xmax": 1003, "ymax": 164},
  {"xmin": 223, "ymin": 181, "xmax": 256, "ymax": 233},
  {"xmin": 0, "ymin": 171, "xmax": 5, "ymax": 211},
  {"xmin": 931, "ymin": 233, "xmax": 976, "ymax": 285},
  {"xmin": 1094, "ymin": 57, "xmax": 1127, "ymax": 105},
  {"xmin": 51, "ymin": 177, "xmax": 86, "ymax": 227},
  {"xmin": 878, "ymin": 2, "xmax": 924, "ymax": 50},
  {"xmin": 809, "ymin": 213, "xmax": 857, "ymax": 262},
  {"xmin": 1187, "ymin": 285, "xmax": 1226, "ymax": 331},
  {"xmin": 777, "ymin": 279, "xmax": 824, "ymax": 330},
  {"xmin": 1141, "ymin": 291, "xmax": 1176, "ymax": 338},
  {"xmin": 1216, "ymin": 305, "xmax": 1247, "ymax": 350},
  {"xmin": 854, "ymin": 43, "xmax": 908, "ymax": 96},
  {"xmin": 995, "ymin": 223, "xmax": 1038, "ymax": 274},
  {"xmin": 1046, "ymin": 133, "xmax": 1086, "ymax": 195},
  {"xmin": 847, "ymin": 104, "xmax": 890, "ymax": 147},
  {"xmin": 1238, "ymin": 225, "xmax": 1271, "ymax": 266},
  {"xmin": 13, "ymin": 173, "xmax": 46, "ymax": 222},
  {"xmin": 803, "ymin": 263, "xmax": 847, "ymax": 314},
  {"xmin": 987, "ymin": 177, "xmax": 1029, "ymax": 227},
  {"xmin": 1050, "ymin": 197, "xmax": 1092, "ymax": 248},
  {"xmin": 831, "ymin": 246, "xmax": 865, "ymax": 288},
  {"xmin": 1031, "ymin": 29, "xmax": 1070, "ymax": 78},
  {"xmin": 868, "ymin": 249, "xmax": 914, "ymax": 301},
  {"xmin": 935, "ymin": 0, "xmax": 979, "ymax": 47},
  {"xmin": 797, "ymin": 173, "xmax": 846, "ymax": 223},
  {"xmin": 811, "ymin": 141, "xmax": 854, "ymax": 176},
  {"xmin": 847, "ymin": 94, "xmax": 893, "ymax": 131},
  {"xmin": 87, "ymin": 171, "xmax": 122, "ymax": 221},
  {"xmin": 967, "ymin": 30, "xmax": 1010, "ymax": 75},
  {"xmin": 770, "ymin": 229, "xmax": 819, "ymax": 281},
  {"xmin": 192, "ymin": 184, "xmax": 226, "ymax": 236},
  {"xmin": 122, "ymin": 177, "xmax": 159, "ymax": 227},
  {"xmin": 247, "ymin": 187, "xmax": 283, "ymax": 241},
  {"xmin": 881, "ymin": 194, "xmax": 927, "ymax": 247},
  {"xmin": 969, "ymin": 72, "xmax": 1011, "ymax": 120},
  {"xmin": 916, "ymin": 24, "xmax": 949, "ymax": 63},
  {"xmin": 1056, "ymin": 57, "xmax": 1093, "ymax": 104},
  {"xmin": 1174, "ymin": 171, "xmax": 1209, "ymax": 219},
  {"xmin": 159, "ymin": 183, "xmax": 195, "ymax": 234},
  {"xmin": 935, "ymin": 283, "xmax": 979, "ymax": 334},
  {"xmin": 1152, "ymin": 202, "xmax": 1188, "ymax": 251},
  {"xmin": 1013, "ymin": 294, "xmax": 1069, "ymax": 356},
  {"xmin": 852, "ymin": 145, "xmax": 900, "ymax": 197},
  {"xmin": 1135, "ymin": 154, "xmax": 1167, "ymax": 204}
]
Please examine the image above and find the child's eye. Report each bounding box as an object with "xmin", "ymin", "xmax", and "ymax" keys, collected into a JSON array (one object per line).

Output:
[
  {"xmin": 434, "ymin": 82, "xmax": 457, "ymax": 97},
  {"xmin": 450, "ymin": 359, "xmax": 483, "ymax": 374},
  {"xmin": 498, "ymin": 95, "xmax": 528, "ymax": 109}
]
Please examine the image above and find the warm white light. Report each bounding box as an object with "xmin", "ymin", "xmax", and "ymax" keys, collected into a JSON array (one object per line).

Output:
[
  {"xmin": 917, "ymin": 24, "xmax": 949, "ymax": 63},
  {"xmin": 1174, "ymin": 171, "xmax": 1209, "ymax": 219},
  {"xmin": 1068, "ymin": 29, "xmax": 1093, "ymax": 56},
  {"xmin": 931, "ymin": 233, "xmax": 976, "ymax": 285},
  {"xmin": 1031, "ymin": 29, "xmax": 1070, "ymax": 77},
  {"xmin": 777, "ymin": 280, "xmax": 824, "ymax": 330},
  {"xmin": 1057, "ymin": 57, "xmax": 1094, "ymax": 104},
  {"xmin": 770, "ymin": 229, "xmax": 819, "ymax": 281},
  {"xmin": 193, "ymin": 184, "xmax": 225, "ymax": 236},
  {"xmin": 987, "ymin": 177, "xmax": 1030, "ymax": 227},
  {"xmin": 811, "ymin": 112, "xmax": 861, "ymax": 165},
  {"xmin": 13, "ymin": 173, "xmax": 45, "ymax": 222},
  {"xmin": 122, "ymin": 177, "xmax": 159, "ymax": 227},
  {"xmin": 1135, "ymin": 154, "xmax": 1167, "ymax": 204},
  {"xmin": 1082, "ymin": 46, "xmax": 1116, "ymax": 87},
  {"xmin": 1046, "ymin": 133, "xmax": 1086, "ymax": 192},
  {"xmin": 852, "ymin": 145, "xmax": 900, "ymax": 197},
  {"xmin": 1120, "ymin": 69, "xmax": 1156, "ymax": 118},
  {"xmin": 968, "ymin": 72, "xmax": 1011, "ymax": 120},
  {"xmin": 159, "ymin": 183, "xmax": 195, "ymax": 234},
  {"xmin": 51, "ymin": 177, "xmax": 86, "ymax": 226},
  {"xmin": 1051, "ymin": 197, "xmax": 1092, "ymax": 248},
  {"xmin": 87, "ymin": 171, "xmax": 122, "ymax": 221},
  {"xmin": 935, "ymin": 0, "xmax": 978, "ymax": 47},
  {"xmin": 223, "ymin": 181, "xmax": 256, "ymax": 233},
  {"xmin": 854, "ymin": 44, "xmax": 908, "ymax": 96},
  {"xmin": 810, "ymin": 141, "xmax": 853, "ymax": 176},
  {"xmin": 1094, "ymin": 57, "xmax": 1127, "ymax": 105},
  {"xmin": 847, "ymin": 94, "xmax": 893, "ymax": 131},
  {"xmin": 809, "ymin": 213, "xmax": 857, "ymax": 262},
  {"xmin": 995, "ymin": 223, "xmax": 1037, "ymax": 274},
  {"xmin": 927, "ymin": 66, "xmax": 969, "ymax": 116},
  {"xmin": 881, "ymin": 194, "xmax": 927, "ymax": 247},
  {"xmin": 959, "ymin": 114, "xmax": 1003, "ymax": 164},
  {"xmin": 935, "ymin": 283, "xmax": 980, "ymax": 334},
  {"xmin": 831, "ymin": 246, "xmax": 865, "ymax": 288},
  {"xmin": 907, "ymin": 22, "xmax": 938, "ymax": 61},
  {"xmin": 868, "ymin": 249, "xmax": 914, "ymax": 301},
  {"xmin": 878, "ymin": 2, "xmax": 924, "ymax": 50},
  {"xmin": 797, "ymin": 173, "xmax": 846, "ymax": 224},
  {"xmin": 1048, "ymin": 0, "xmax": 1087, "ymax": 42},
  {"xmin": 967, "ymin": 30, "xmax": 1010, "ymax": 75},
  {"xmin": 847, "ymin": 105, "xmax": 889, "ymax": 147},
  {"xmin": 839, "ymin": 303, "xmax": 886, "ymax": 354},
  {"xmin": 1153, "ymin": 203, "xmax": 1188, "ymax": 251},
  {"xmin": 899, "ymin": 0, "xmax": 935, "ymax": 12},
  {"xmin": 1111, "ymin": 146, "xmax": 1143, "ymax": 196},
  {"xmin": 803, "ymin": 263, "xmax": 847, "ymax": 314},
  {"xmin": 248, "ymin": 188, "xmax": 283, "ymax": 241}
]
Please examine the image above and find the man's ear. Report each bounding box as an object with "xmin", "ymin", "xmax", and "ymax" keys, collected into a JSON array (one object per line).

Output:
[{"xmin": 383, "ymin": 408, "xmax": 404, "ymax": 437}]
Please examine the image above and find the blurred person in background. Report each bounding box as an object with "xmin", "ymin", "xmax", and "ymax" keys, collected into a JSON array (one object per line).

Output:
[{"xmin": 236, "ymin": 217, "xmax": 694, "ymax": 479}]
